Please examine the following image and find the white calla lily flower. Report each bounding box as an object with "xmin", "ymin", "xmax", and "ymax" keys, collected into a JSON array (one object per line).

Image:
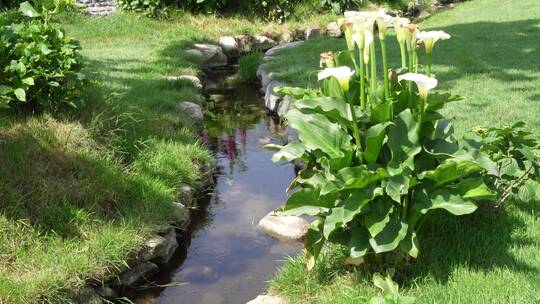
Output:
[
  {"xmin": 318, "ymin": 66, "xmax": 355, "ymax": 91},
  {"xmin": 375, "ymin": 9, "xmax": 393, "ymax": 35},
  {"xmin": 393, "ymin": 17, "xmax": 410, "ymax": 44},
  {"xmin": 398, "ymin": 73, "xmax": 438, "ymax": 99},
  {"xmin": 417, "ymin": 31, "xmax": 451, "ymax": 53}
]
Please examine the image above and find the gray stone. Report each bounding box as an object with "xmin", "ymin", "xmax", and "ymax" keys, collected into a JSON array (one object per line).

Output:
[
  {"xmin": 252, "ymin": 35, "xmax": 277, "ymax": 51},
  {"xmin": 176, "ymin": 101, "xmax": 204, "ymax": 130},
  {"xmin": 73, "ymin": 286, "xmax": 103, "ymax": 304},
  {"xmin": 326, "ymin": 22, "xmax": 342, "ymax": 37},
  {"xmin": 172, "ymin": 202, "xmax": 191, "ymax": 228},
  {"xmin": 183, "ymin": 49, "xmax": 206, "ymax": 63},
  {"xmin": 219, "ymin": 36, "xmax": 239, "ymax": 56},
  {"xmin": 157, "ymin": 230, "xmax": 179, "ymax": 264},
  {"xmin": 178, "ymin": 184, "xmax": 194, "ymax": 206},
  {"xmin": 234, "ymin": 35, "xmax": 253, "ymax": 53},
  {"xmin": 258, "ymin": 211, "xmax": 309, "ymax": 244},
  {"xmin": 192, "ymin": 43, "xmax": 228, "ymax": 67},
  {"xmin": 264, "ymin": 81, "xmax": 286, "ymax": 112},
  {"xmin": 142, "ymin": 233, "xmax": 177, "ymax": 263},
  {"xmin": 152, "ymin": 223, "xmax": 174, "ymax": 235},
  {"xmin": 305, "ymin": 27, "xmax": 321, "ymax": 40},
  {"xmin": 247, "ymin": 295, "xmax": 287, "ymax": 304},
  {"xmin": 265, "ymin": 41, "xmax": 304, "ymax": 57},
  {"xmin": 94, "ymin": 286, "xmax": 117, "ymax": 300},
  {"xmin": 167, "ymin": 75, "xmax": 203, "ymax": 91},
  {"xmin": 276, "ymin": 95, "xmax": 292, "ymax": 117},
  {"xmin": 114, "ymin": 262, "xmax": 159, "ymax": 287},
  {"xmin": 256, "ymin": 64, "xmax": 274, "ymax": 93}
]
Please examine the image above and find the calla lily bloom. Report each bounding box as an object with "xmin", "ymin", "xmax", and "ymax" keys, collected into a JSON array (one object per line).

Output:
[
  {"xmin": 398, "ymin": 73, "xmax": 438, "ymax": 100},
  {"xmin": 375, "ymin": 9, "xmax": 393, "ymax": 36},
  {"xmin": 320, "ymin": 51, "xmax": 336, "ymax": 68},
  {"xmin": 417, "ymin": 31, "xmax": 451, "ymax": 54},
  {"xmin": 318, "ymin": 66, "xmax": 355, "ymax": 91},
  {"xmin": 393, "ymin": 17, "xmax": 411, "ymax": 44},
  {"xmin": 338, "ymin": 18, "xmax": 355, "ymax": 51}
]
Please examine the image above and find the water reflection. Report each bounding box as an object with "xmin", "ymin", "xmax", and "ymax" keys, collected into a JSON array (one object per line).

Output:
[{"xmin": 133, "ymin": 84, "xmax": 300, "ymax": 304}]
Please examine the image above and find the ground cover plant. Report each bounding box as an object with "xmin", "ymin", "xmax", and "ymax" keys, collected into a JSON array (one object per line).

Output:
[{"xmin": 266, "ymin": 0, "xmax": 540, "ymax": 302}]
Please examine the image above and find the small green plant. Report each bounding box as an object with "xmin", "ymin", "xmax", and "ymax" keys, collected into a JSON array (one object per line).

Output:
[
  {"xmin": 0, "ymin": 1, "xmax": 85, "ymax": 110},
  {"xmin": 319, "ymin": 0, "xmax": 364, "ymax": 14},
  {"xmin": 117, "ymin": 0, "xmax": 162, "ymax": 17},
  {"xmin": 370, "ymin": 269, "xmax": 416, "ymax": 304},
  {"xmin": 471, "ymin": 122, "xmax": 540, "ymax": 206},
  {"xmin": 267, "ymin": 10, "xmax": 536, "ymax": 269},
  {"xmin": 238, "ymin": 52, "xmax": 263, "ymax": 82}
]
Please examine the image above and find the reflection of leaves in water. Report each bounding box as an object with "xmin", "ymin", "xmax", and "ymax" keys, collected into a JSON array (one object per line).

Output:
[
  {"xmin": 204, "ymin": 99, "xmax": 266, "ymax": 174},
  {"xmin": 204, "ymin": 100, "xmax": 266, "ymax": 137}
]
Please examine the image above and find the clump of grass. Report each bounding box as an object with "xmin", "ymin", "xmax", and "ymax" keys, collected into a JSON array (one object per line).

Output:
[{"xmin": 238, "ymin": 52, "xmax": 264, "ymax": 82}]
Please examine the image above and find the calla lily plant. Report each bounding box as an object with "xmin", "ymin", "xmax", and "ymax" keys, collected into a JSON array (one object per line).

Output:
[{"xmin": 269, "ymin": 10, "xmax": 509, "ymax": 270}]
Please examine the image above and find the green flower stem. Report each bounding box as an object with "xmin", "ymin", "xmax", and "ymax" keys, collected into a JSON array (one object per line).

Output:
[
  {"xmin": 399, "ymin": 42, "xmax": 407, "ymax": 69},
  {"xmin": 348, "ymin": 103, "xmax": 364, "ymax": 164},
  {"xmin": 413, "ymin": 50, "xmax": 418, "ymax": 73},
  {"xmin": 425, "ymin": 51, "xmax": 432, "ymax": 76},
  {"xmin": 408, "ymin": 48, "xmax": 414, "ymax": 108},
  {"xmin": 402, "ymin": 194, "xmax": 410, "ymax": 219},
  {"xmin": 417, "ymin": 95, "xmax": 427, "ymax": 135},
  {"xmin": 358, "ymin": 47, "xmax": 366, "ymax": 111},
  {"xmin": 370, "ymin": 41, "xmax": 377, "ymax": 96},
  {"xmin": 380, "ymin": 36, "xmax": 390, "ymax": 100}
]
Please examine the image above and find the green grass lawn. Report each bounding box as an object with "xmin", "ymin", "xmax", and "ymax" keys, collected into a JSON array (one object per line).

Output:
[
  {"xmin": 0, "ymin": 9, "xmax": 340, "ymax": 303},
  {"xmin": 266, "ymin": 0, "xmax": 540, "ymax": 303}
]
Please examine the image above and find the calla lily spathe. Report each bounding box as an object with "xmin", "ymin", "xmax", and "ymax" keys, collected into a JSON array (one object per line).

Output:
[
  {"xmin": 398, "ymin": 73, "xmax": 438, "ymax": 99},
  {"xmin": 318, "ymin": 66, "xmax": 355, "ymax": 91},
  {"xmin": 417, "ymin": 31, "xmax": 451, "ymax": 53},
  {"xmin": 393, "ymin": 17, "xmax": 410, "ymax": 44},
  {"xmin": 375, "ymin": 9, "xmax": 393, "ymax": 35}
]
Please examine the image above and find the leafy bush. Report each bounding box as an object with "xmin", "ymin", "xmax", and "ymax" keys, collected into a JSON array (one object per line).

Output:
[
  {"xmin": 319, "ymin": 0, "xmax": 363, "ymax": 14},
  {"xmin": 471, "ymin": 122, "xmax": 540, "ymax": 206},
  {"xmin": 117, "ymin": 0, "xmax": 301, "ymax": 22},
  {"xmin": 268, "ymin": 11, "xmax": 539, "ymax": 268},
  {"xmin": 0, "ymin": 1, "xmax": 85, "ymax": 110},
  {"xmin": 238, "ymin": 52, "xmax": 263, "ymax": 82}
]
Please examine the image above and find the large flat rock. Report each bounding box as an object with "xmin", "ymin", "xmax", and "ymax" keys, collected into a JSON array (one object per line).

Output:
[{"xmin": 258, "ymin": 212, "xmax": 309, "ymax": 244}]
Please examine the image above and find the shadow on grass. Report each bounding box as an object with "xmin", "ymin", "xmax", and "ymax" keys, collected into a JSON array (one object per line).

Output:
[{"xmin": 423, "ymin": 19, "xmax": 540, "ymax": 93}]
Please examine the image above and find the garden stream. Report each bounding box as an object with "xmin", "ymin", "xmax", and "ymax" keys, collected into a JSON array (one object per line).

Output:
[{"xmin": 132, "ymin": 81, "xmax": 301, "ymax": 304}]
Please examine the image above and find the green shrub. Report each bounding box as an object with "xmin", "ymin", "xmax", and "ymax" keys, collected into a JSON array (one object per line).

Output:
[
  {"xmin": 0, "ymin": 2, "xmax": 85, "ymax": 110},
  {"xmin": 238, "ymin": 52, "xmax": 263, "ymax": 82},
  {"xmin": 319, "ymin": 0, "xmax": 363, "ymax": 14}
]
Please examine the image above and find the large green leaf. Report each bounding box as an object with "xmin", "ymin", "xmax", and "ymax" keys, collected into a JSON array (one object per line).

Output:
[
  {"xmin": 342, "ymin": 186, "xmax": 384, "ymax": 224},
  {"xmin": 364, "ymin": 198, "xmax": 394, "ymax": 237},
  {"xmin": 428, "ymin": 138, "xmax": 498, "ymax": 176},
  {"xmin": 349, "ymin": 228, "xmax": 370, "ymax": 258},
  {"xmin": 269, "ymin": 141, "xmax": 306, "ymax": 162},
  {"xmin": 368, "ymin": 211, "xmax": 409, "ymax": 253},
  {"xmin": 283, "ymin": 188, "xmax": 336, "ymax": 216},
  {"xmin": 384, "ymin": 175, "xmax": 410, "ymax": 203},
  {"xmin": 413, "ymin": 189, "xmax": 477, "ymax": 215},
  {"xmin": 387, "ymin": 109, "xmax": 421, "ymax": 175},
  {"xmin": 364, "ymin": 122, "xmax": 393, "ymax": 164},
  {"xmin": 294, "ymin": 96, "xmax": 354, "ymax": 123},
  {"xmin": 455, "ymin": 177, "xmax": 496, "ymax": 200},
  {"xmin": 323, "ymin": 207, "xmax": 345, "ymax": 238},
  {"xmin": 19, "ymin": 1, "xmax": 41, "ymax": 18},
  {"xmin": 425, "ymin": 92, "xmax": 463, "ymax": 112},
  {"xmin": 422, "ymin": 159, "xmax": 484, "ymax": 188},
  {"xmin": 305, "ymin": 221, "xmax": 325, "ymax": 271},
  {"xmin": 286, "ymin": 109, "xmax": 353, "ymax": 159},
  {"xmin": 399, "ymin": 226, "xmax": 419, "ymax": 258},
  {"xmin": 321, "ymin": 166, "xmax": 389, "ymax": 194}
]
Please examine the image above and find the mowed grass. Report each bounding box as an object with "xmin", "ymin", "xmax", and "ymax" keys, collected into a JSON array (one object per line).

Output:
[
  {"xmin": 266, "ymin": 0, "xmax": 540, "ymax": 303},
  {"xmin": 0, "ymin": 10, "xmax": 341, "ymax": 303}
]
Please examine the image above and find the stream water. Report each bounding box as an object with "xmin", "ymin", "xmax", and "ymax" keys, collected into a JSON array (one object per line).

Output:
[{"xmin": 133, "ymin": 83, "xmax": 301, "ymax": 304}]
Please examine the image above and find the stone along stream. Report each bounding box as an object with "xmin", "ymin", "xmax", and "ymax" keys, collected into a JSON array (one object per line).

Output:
[{"xmin": 133, "ymin": 83, "xmax": 301, "ymax": 304}]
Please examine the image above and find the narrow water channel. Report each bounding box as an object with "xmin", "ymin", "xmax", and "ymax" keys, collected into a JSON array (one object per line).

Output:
[{"xmin": 134, "ymin": 83, "xmax": 301, "ymax": 304}]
